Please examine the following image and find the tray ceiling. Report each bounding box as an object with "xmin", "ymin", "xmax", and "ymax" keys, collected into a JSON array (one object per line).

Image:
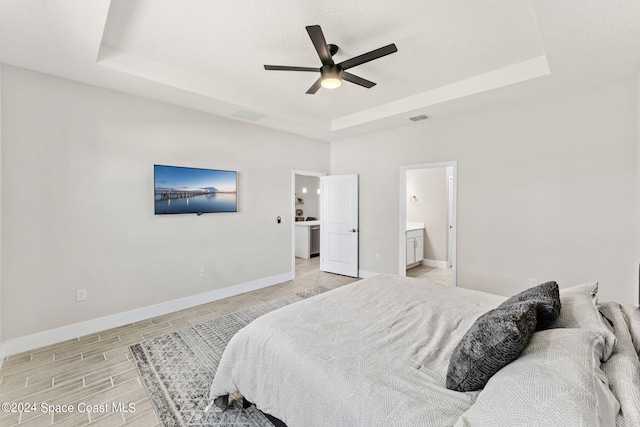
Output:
[{"xmin": 1, "ymin": 0, "xmax": 639, "ymax": 141}]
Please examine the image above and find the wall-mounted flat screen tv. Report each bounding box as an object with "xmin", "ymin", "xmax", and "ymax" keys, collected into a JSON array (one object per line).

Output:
[{"xmin": 154, "ymin": 165, "xmax": 237, "ymax": 215}]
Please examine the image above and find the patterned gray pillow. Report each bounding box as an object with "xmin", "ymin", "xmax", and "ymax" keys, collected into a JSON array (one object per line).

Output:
[
  {"xmin": 446, "ymin": 301, "xmax": 538, "ymax": 392},
  {"xmin": 499, "ymin": 281, "xmax": 560, "ymax": 330}
]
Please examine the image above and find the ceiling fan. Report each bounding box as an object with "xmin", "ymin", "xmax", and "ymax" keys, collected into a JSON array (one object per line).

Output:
[{"xmin": 264, "ymin": 25, "xmax": 398, "ymax": 94}]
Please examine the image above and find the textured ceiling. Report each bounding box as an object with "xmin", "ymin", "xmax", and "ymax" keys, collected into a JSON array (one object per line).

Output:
[{"xmin": 1, "ymin": 0, "xmax": 639, "ymax": 141}]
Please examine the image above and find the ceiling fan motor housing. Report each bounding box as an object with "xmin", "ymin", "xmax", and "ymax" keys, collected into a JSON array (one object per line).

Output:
[{"xmin": 321, "ymin": 64, "xmax": 342, "ymax": 79}]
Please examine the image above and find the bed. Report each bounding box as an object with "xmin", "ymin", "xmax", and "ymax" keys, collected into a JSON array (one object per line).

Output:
[{"xmin": 208, "ymin": 274, "xmax": 640, "ymax": 426}]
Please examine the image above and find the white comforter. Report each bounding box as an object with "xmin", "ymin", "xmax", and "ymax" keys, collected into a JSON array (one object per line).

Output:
[
  {"xmin": 209, "ymin": 275, "xmax": 505, "ymax": 426},
  {"xmin": 209, "ymin": 275, "xmax": 640, "ymax": 426}
]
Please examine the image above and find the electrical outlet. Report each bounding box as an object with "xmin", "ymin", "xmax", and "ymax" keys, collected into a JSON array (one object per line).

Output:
[
  {"xmin": 199, "ymin": 267, "xmax": 205, "ymax": 277},
  {"xmin": 76, "ymin": 289, "xmax": 87, "ymax": 302},
  {"xmin": 375, "ymin": 254, "xmax": 381, "ymax": 262},
  {"xmin": 529, "ymin": 278, "xmax": 538, "ymax": 286}
]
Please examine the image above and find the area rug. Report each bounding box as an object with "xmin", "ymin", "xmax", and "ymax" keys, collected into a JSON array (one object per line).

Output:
[{"xmin": 130, "ymin": 287, "xmax": 328, "ymax": 427}]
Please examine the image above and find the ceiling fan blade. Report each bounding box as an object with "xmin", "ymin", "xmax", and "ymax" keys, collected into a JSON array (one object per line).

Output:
[
  {"xmin": 306, "ymin": 77, "xmax": 323, "ymax": 94},
  {"xmin": 342, "ymin": 71, "xmax": 376, "ymax": 88},
  {"xmin": 264, "ymin": 65, "xmax": 319, "ymax": 72},
  {"xmin": 306, "ymin": 25, "xmax": 334, "ymax": 66},
  {"xmin": 338, "ymin": 43, "xmax": 398, "ymax": 70}
]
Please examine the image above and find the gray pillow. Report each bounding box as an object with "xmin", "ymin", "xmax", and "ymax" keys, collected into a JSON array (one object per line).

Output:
[
  {"xmin": 498, "ymin": 281, "xmax": 560, "ymax": 330},
  {"xmin": 446, "ymin": 301, "xmax": 538, "ymax": 392}
]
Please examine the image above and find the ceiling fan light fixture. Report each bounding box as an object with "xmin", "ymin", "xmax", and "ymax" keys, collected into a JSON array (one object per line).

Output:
[
  {"xmin": 320, "ymin": 64, "xmax": 342, "ymax": 89},
  {"xmin": 321, "ymin": 76, "xmax": 342, "ymax": 89}
]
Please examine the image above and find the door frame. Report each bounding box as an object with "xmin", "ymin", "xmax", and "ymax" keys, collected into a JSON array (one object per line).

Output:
[
  {"xmin": 291, "ymin": 170, "xmax": 326, "ymax": 277},
  {"xmin": 399, "ymin": 161, "xmax": 457, "ymax": 286}
]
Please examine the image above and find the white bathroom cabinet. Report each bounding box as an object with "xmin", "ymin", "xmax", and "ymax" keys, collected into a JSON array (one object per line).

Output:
[{"xmin": 406, "ymin": 228, "xmax": 424, "ymax": 267}]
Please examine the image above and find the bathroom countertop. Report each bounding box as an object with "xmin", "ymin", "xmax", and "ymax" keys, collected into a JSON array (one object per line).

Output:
[{"xmin": 406, "ymin": 222, "xmax": 425, "ymax": 231}]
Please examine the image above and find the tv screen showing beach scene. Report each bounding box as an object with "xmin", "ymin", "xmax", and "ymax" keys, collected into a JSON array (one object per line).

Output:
[{"xmin": 154, "ymin": 165, "xmax": 238, "ymax": 215}]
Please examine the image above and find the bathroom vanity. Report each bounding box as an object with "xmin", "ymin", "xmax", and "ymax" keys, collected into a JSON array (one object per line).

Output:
[{"xmin": 406, "ymin": 222, "xmax": 425, "ymax": 268}]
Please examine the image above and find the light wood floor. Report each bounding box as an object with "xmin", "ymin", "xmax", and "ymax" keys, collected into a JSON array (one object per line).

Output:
[
  {"xmin": 0, "ymin": 258, "xmax": 357, "ymax": 427},
  {"xmin": 406, "ymin": 264, "xmax": 453, "ymax": 286}
]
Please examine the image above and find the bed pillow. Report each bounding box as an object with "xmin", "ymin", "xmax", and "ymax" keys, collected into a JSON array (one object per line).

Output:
[
  {"xmin": 621, "ymin": 304, "xmax": 640, "ymax": 356},
  {"xmin": 554, "ymin": 282, "xmax": 616, "ymax": 360},
  {"xmin": 498, "ymin": 281, "xmax": 560, "ymax": 330},
  {"xmin": 599, "ymin": 302, "xmax": 640, "ymax": 426},
  {"xmin": 446, "ymin": 301, "xmax": 537, "ymax": 392},
  {"xmin": 454, "ymin": 328, "xmax": 619, "ymax": 427}
]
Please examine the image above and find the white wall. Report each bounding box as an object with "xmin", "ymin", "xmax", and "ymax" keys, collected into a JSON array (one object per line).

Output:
[
  {"xmin": 0, "ymin": 65, "xmax": 3, "ymax": 348},
  {"xmin": 636, "ymin": 68, "xmax": 640, "ymax": 305},
  {"xmin": 332, "ymin": 77, "xmax": 637, "ymax": 304},
  {"xmin": 406, "ymin": 168, "xmax": 448, "ymax": 262},
  {"xmin": 1, "ymin": 65, "xmax": 329, "ymax": 341},
  {"xmin": 2, "ymin": 66, "xmax": 638, "ymax": 350}
]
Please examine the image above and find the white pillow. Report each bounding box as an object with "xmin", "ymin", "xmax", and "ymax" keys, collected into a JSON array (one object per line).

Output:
[
  {"xmin": 554, "ymin": 282, "xmax": 617, "ymax": 359},
  {"xmin": 599, "ymin": 302, "xmax": 640, "ymax": 426},
  {"xmin": 620, "ymin": 304, "xmax": 640, "ymax": 356},
  {"xmin": 455, "ymin": 328, "xmax": 619, "ymax": 427}
]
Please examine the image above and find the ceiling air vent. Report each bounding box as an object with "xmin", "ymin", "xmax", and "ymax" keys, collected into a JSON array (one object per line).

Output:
[{"xmin": 408, "ymin": 114, "xmax": 430, "ymax": 122}]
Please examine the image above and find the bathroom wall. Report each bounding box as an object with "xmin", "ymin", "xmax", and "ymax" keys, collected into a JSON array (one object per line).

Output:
[
  {"xmin": 294, "ymin": 175, "xmax": 320, "ymax": 220},
  {"xmin": 406, "ymin": 168, "xmax": 449, "ymax": 263}
]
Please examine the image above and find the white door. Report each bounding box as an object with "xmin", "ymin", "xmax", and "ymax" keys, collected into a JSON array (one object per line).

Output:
[{"xmin": 320, "ymin": 174, "xmax": 359, "ymax": 277}]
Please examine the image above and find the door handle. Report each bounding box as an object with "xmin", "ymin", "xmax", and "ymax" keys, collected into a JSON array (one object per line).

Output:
[{"xmin": 349, "ymin": 229, "xmax": 358, "ymax": 233}]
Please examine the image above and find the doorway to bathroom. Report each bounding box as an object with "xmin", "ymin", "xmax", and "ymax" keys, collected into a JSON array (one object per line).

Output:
[
  {"xmin": 291, "ymin": 170, "xmax": 324, "ymax": 278},
  {"xmin": 399, "ymin": 161, "xmax": 457, "ymax": 286}
]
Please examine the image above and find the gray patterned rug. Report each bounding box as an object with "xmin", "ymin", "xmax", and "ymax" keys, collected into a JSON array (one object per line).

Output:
[{"xmin": 130, "ymin": 287, "xmax": 328, "ymax": 426}]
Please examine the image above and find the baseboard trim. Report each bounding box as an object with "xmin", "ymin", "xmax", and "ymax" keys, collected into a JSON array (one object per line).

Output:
[
  {"xmin": 0, "ymin": 271, "xmax": 294, "ymax": 361},
  {"xmin": 422, "ymin": 259, "xmax": 448, "ymax": 269}
]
